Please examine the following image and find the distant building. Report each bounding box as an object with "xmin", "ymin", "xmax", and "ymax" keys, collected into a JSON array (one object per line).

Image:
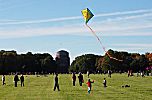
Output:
[{"xmin": 55, "ymin": 50, "xmax": 70, "ymax": 73}]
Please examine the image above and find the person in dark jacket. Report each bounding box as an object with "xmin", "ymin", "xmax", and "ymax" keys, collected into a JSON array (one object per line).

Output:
[
  {"xmin": 20, "ymin": 74, "xmax": 24, "ymax": 87},
  {"xmin": 78, "ymin": 72, "xmax": 83, "ymax": 86},
  {"xmin": 14, "ymin": 74, "xmax": 19, "ymax": 87},
  {"xmin": 72, "ymin": 73, "xmax": 76, "ymax": 86},
  {"xmin": 53, "ymin": 73, "xmax": 60, "ymax": 91}
]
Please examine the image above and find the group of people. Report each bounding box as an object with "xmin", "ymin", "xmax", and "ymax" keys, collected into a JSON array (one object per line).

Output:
[
  {"xmin": 128, "ymin": 70, "xmax": 146, "ymax": 77},
  {"xmin": 71, "ymin": 72, "xmax": 107, "ymax": 94},
  {"xmin": 72, "ymin": 72, "xmax": 84, "ymax": 86},
  {"xmin": 53, "ymin": 72, "xmax": 85, "ymax": 91},
  {"xmin": 2, "ymin": 73, "xmax": 107, "ymax": 94},
  {"xmin": 14, "ymin": 74, "xmax": 24, "ymax": 87},
  {"xmin": 1, "ymin": 74, "xmax": 24, "ymax": 87},
  {"xmin": 53, "ymin": 72, "xmax": 107, "ymax": 94}
]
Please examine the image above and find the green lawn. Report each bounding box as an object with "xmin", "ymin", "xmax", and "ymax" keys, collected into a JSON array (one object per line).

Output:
[{"xmin": 0, "ymin": 74, "xmax": 152, "ymax": 100}]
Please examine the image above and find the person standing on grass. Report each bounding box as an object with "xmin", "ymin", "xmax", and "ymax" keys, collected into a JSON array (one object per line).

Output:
[
  {"xmin": 108, "ymin": 70, "xmax": 112, "ymax": 78},
  {"xmin": 141, "ymin": 71, "xmax": 145, "ymax": 77},
  {"xmin": 14, "ymin": 74, "xmax": 19, "ymax": 87},
  {"xmin": 128, "ymin": 70, "xmax": 130, "ymax": 77},
  {"xmin": 2, "ymin": 75, "xmax": 6, "ymax": 85},
  {"xmin": 53, "ymin": 73, "xmax": 60, "ymax": 91},
  {"xmin": 20, "ymin": 74, "xmax": 24, "ymax": 87},
  {"xmin": 86, "ymin": 79, "xmax": 94, "ymax": 94},
  {"xmin": 72, "ymin": 73, "xmax": 76, "ymax": 86},
  {"xmin": 87, "ymin": 71, "xmax": 90, "ymax": 78},
  {"xmin": 78, "ymin": 72, "xmax": 84, "ymax": 86},
  {"xmin": 103, "ymin": 78, "xmax": 107, "ymax": 87}
]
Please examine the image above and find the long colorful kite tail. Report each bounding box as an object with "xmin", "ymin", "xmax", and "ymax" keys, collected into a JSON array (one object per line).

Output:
[
  {"xmin": 106, "ymin": 51, "xmax": 123, "ymax": 61},
  {"xmin": 85, "ymin": 24, "xmax": 123, "ymax": 62},
  {"xmin": 85, "ymin": 24, "xmax": 106, "ymax": 52},
  {"xmin": 82, "ymin": 8, "xmax": 123, "ymax": 62}
]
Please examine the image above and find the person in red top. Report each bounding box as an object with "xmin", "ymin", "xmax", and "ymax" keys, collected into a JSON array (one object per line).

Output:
[{"xmin": 86, "ymin": 79, "xmax": 94, "ymax": 94}]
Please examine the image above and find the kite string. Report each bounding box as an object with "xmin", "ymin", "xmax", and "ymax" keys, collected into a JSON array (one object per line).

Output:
[
  {"xmin": 85, "ymin": 24, "xmax": 123, "ymax": 62},
  {"xmin": 85, "ymin": 24, "xmax": 106, "ymax": 52}
]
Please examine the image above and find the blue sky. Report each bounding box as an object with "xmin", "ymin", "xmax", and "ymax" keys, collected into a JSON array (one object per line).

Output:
[{"xmin": 0, "ymin": 0, "xmax": 152, "ymax": 61}]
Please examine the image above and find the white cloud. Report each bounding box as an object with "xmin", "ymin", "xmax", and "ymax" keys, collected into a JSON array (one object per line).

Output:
[
  {"xmin": 0, "ymin": 9, "xmax": 152, "ymax": 38},
  {"xmin": 0, "ymin": 9, "xmax": 152, "ymax": 25},
  {"xmin": 0, "ymin": 25, "xmax": 88, "ymax": 38},
  {"xmin": 109, "ymin": 43, "xmax": 152, "ymax": 53},
  {"xmin": 100, "ymin": 13, "xmax": 152, "ymax": 23},
  {"xmin": 0, "ymin": 20, "xmax": 152, "ymax": 38},
  {"xmin": 95, "ymin": 9, "xmax": 152, "ymax": 17},
  {"xmin": 112, "ymin": 43, "xmax": 152, "ymax": 48},
  {"xmin": 0, "ymin": 16, "xmax": 82, "ymax": 25}
]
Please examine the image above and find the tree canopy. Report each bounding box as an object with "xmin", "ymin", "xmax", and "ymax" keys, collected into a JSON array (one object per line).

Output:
[
  {"xmin": 0, "ymin": 49, "xmax": 151, "ymax": 74},
  {"xmin": 70, "ymin": 49, "xmax": 151, "ymax": 73}
]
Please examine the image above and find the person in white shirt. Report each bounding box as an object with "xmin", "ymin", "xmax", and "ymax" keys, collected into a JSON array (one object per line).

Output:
[
  {"xmin": 2, "ymin": 75, "xmax": 6, "ymax": 85},
  {"xmin": 103, "ymin": 78, "xmax": 107, "ymax": 87}
]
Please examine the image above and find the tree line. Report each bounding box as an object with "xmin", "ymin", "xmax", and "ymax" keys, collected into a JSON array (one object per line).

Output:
[
  {"xmin": 0, "ymin": 49, "xmax": 152, "ymax": 74},
  {"xmin": 70, "ymin": 49, "xmax": 152, "ymax": 73},
  {"xmin": 0, "ymin": 50, "xmax": 56, "ymax": 74}
]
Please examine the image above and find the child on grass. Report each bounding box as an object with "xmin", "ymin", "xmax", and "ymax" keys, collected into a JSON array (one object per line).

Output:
[
  {"xmin": 86, "ymin": 79, "xmax": 94, "ymax": 94},
  {"xmin": 103, "ymin": 78, "xmax": 107, "ymax": 87}
]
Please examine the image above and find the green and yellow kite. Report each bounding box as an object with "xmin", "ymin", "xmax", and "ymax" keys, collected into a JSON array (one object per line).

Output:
[{"xmin": 81, "ymin": 8, "xmax": 94, "ymax": 24}]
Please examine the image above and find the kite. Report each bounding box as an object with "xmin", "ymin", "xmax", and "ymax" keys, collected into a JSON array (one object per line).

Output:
[
  {"xmin": 81, "ymin": 8, "xmax": 94, "ymax": 24},
  {"xmin": 81, "ymin": 8, "xmax": 123, "ymax": 62}
]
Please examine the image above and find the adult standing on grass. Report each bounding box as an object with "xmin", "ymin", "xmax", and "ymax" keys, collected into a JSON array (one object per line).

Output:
[
  {"xmin": 108, "ymin": 70, "xmax": 112, "ymax": 78},
  {"xmin": 72, "ymin": 73, "xmax": 76, "ymax": 86},
  {"xmin": 2, "ymin": 75, "xmax": 6, "ymax": 85},
  {"xmin": 20, "ymin": 74, "xmax": 24, "ymax": 87},
  {"xmin": 128, "ymin": 70, "xmax": 130, "ymax": 77},
  {"xmin": 53, "ymin": 73, "xmax": 60, "ymax": 91},
  {"xmin": 14, "ymin": 74, "xmax": 19, "ymax": 87},
  {"xmin": 78, "ymin": 72, "xmax": 84, "ymax": 86},
  {"xmin": 87, "ymin": 71, "xmax": 90, "ymax": 78}
]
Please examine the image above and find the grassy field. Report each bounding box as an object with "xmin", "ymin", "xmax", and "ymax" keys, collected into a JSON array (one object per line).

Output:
[{"xmin": 0, "ymin": 73, "xmax": 152, "ymax": 100}]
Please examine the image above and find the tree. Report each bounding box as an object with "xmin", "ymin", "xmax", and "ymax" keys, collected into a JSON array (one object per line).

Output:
[
  {"xmin": 41, "ymin": 56, "xmax": 56, "ymax": 73},
  {"xmin": 138, "ymin": 55, "xmax": 149, "ymax": 71},
  {"xmin": 70, "ymin": 54, "xmax": 101, "ymax": 73}
]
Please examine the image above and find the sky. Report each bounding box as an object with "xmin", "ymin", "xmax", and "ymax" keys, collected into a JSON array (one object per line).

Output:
[{"xmin": 0, "ymin": 0, "xmax": 152, "ymax": 61}]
